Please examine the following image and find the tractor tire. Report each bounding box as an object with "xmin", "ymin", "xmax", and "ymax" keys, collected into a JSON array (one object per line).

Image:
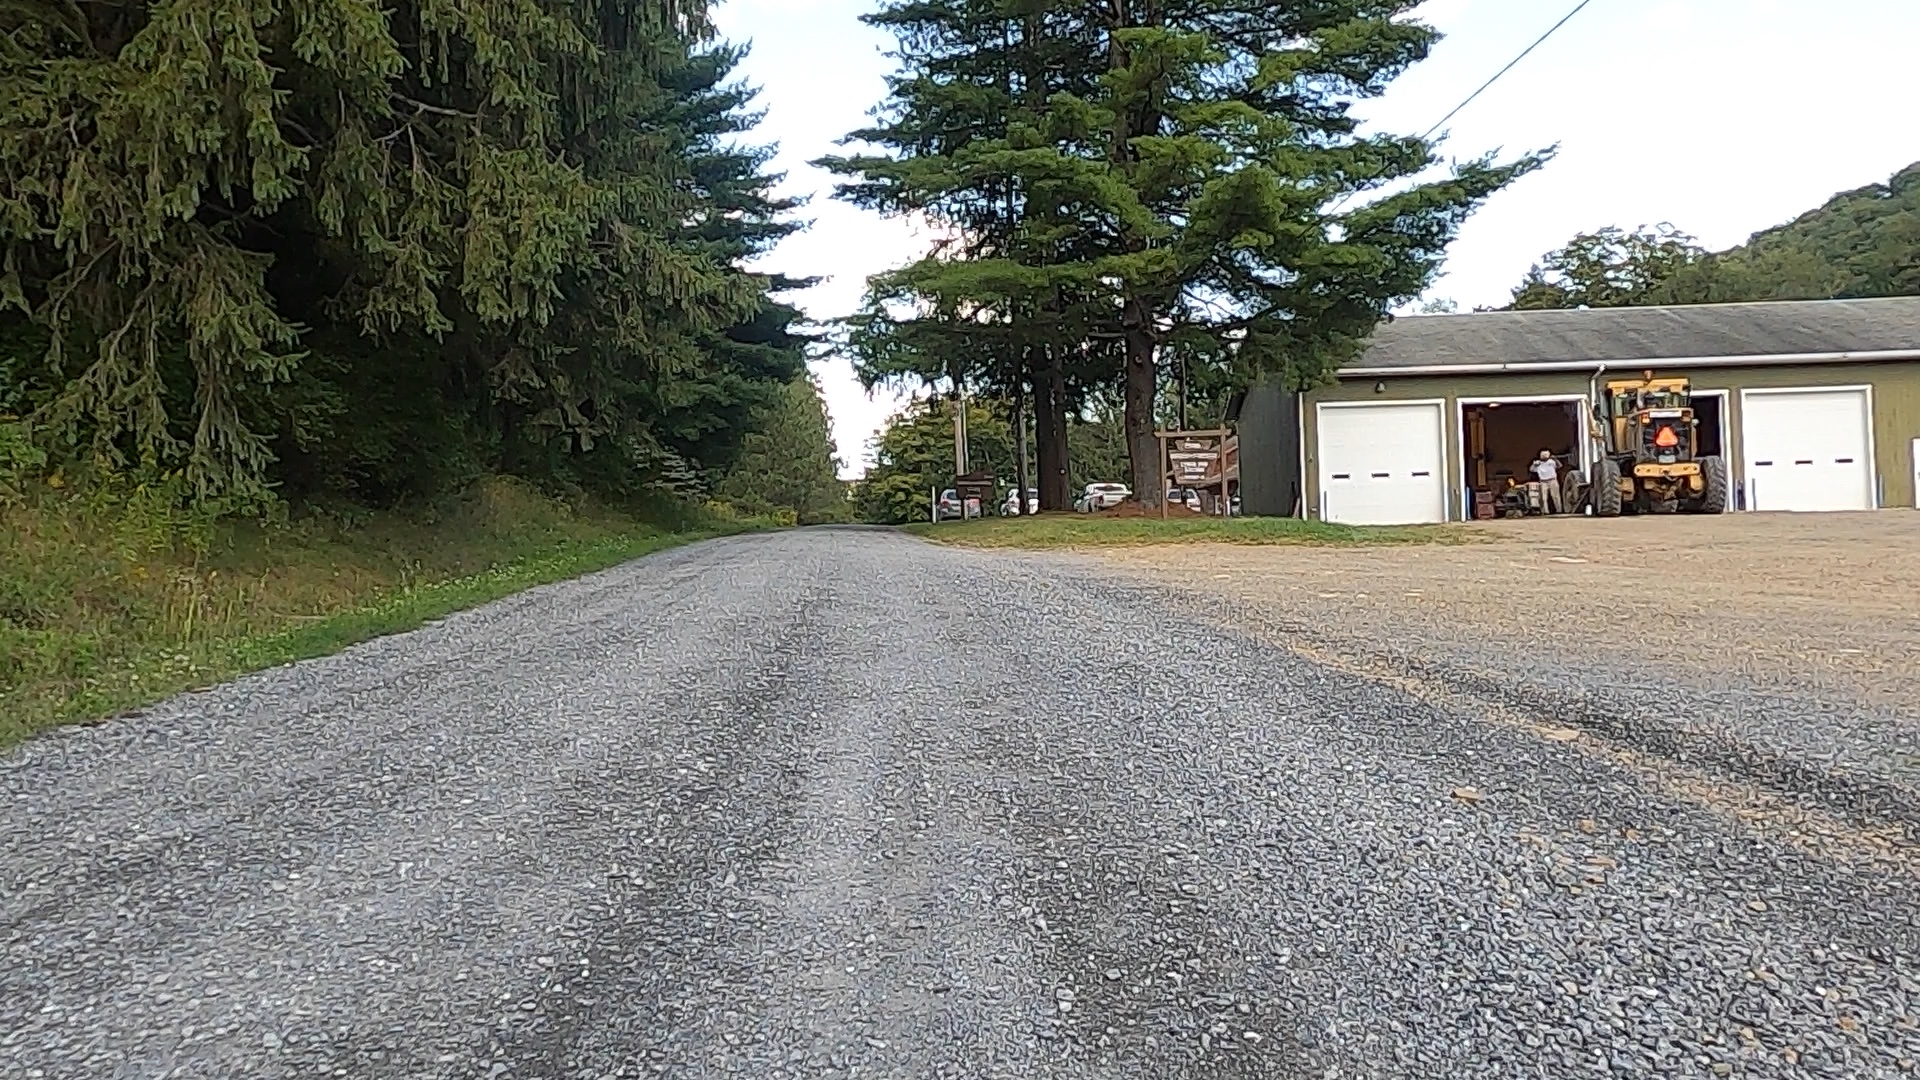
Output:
[
  {"xmin": 1696, "ymin": 455, "xmax": 1730, "ymax": 514},
  {"xmin": 1592, "ymin": 458, "xmax": 1623, "ymax": 517},
  {"xmin": 1560, "ymin": 469, "xmax": 1586, "ymax": 515}
]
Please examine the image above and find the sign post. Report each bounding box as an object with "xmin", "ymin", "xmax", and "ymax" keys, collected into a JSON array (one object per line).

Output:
[{"xmin": 1156, "ymin": 428, "xmax": 1231, "ymax": 521}]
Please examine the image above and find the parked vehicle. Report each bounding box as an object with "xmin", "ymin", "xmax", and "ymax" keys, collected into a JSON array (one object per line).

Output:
[
  {"xmin": 1075, "ymin": 482, "xmax": 1131, "ymax": 512},
  {"xmin": 1166, "ymin": 486, "xmax": 1242, "ymax": 514},
  {"xmin": 1586, "ymin": 371, "xmax": 1728, "ymax": 516},
  {"xmin": 1002, "ymin": 490, "xmax": 1040, "ymax": 515},
  {"xmin": 935, "ymin": 489, "xmax": 982, "ymax": 521}
]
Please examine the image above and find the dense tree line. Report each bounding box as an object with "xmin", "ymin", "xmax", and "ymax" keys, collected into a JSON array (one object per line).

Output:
[
  {"xmin": 0, "ymin": 0, "xmax": 840, "ymax": 517},
  {"xmin": 1507, "ymin": 161, "xmax": 1920, "ymax": 310},
  {"xmin": 828, "ymin": 0, "xmax": 1539, "ymax": 511},
  {"xmin": 713, "ymin": 376, "xmax": 852, "ymax": 524}
]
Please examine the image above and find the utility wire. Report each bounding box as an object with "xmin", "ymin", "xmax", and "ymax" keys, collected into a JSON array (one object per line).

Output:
[
  {"xmin": 1325, "ymin": 0, "xmax": 1599, "ymax": 218},
  {"xmin": 1420, "ymin": 0, "xmax": 1599, "ymax": 141}
]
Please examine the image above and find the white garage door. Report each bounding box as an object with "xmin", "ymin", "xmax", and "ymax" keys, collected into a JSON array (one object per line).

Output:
[
  {"xmin": 1741, "ymin": 388, "xmax": 1874, "ymax": 512},
  {"xmin": 1318, "ymin": 402, "xmax": 1448, "ymax": 525}
]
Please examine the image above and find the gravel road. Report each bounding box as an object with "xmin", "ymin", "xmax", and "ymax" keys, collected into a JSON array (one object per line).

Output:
[{"xmin": 4, "ymin": 528, "xmax": 1918, "ymax": 1078}]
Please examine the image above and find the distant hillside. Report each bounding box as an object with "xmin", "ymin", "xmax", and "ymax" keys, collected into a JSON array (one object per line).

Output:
[
  {"xmin": 1504, "ymin": 163, "xmax": 1920, "ymax": 310},
  {"xmin": 1673, "ymin": 161, "xmax": 1920, "ymax": 302}
]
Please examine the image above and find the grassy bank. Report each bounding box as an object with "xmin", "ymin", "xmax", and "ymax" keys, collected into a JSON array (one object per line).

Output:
[
  {"xmin": 0, "ymin": 477, "xmax": 757, "ymax": 747},
  {"xmin": 905, "ymin": 513, "xmax": 1464, "ymax": 549}
]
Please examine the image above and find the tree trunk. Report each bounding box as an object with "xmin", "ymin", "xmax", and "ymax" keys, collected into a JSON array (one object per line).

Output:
[
  {"xmin": 1123, "ymin": 304, "xmax": 1162, "ymax": 511},
  {"xmin": 1177, "ymin": 353, "xmax": 1188, "ymax": 430},
  {"xmin": 1012, "ymin": 373, "xmax": 1031, "ymax": 514},
  {"xmin": 1034, "ymin": 353, "xmax": 1072, "ymax": 510}
]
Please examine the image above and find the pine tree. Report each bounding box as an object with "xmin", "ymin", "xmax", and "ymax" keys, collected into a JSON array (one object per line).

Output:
[
  {"xmin": 825, "ymin": 2, "xmax": 1115, "ymax": 510},
  {"xmin": 716, "ymin": 377, "xmax": 849, "ymax": 524},
  {"xmin": 0, "ymin": 0, "xmax": 759, "ymax": 504},
  {"xmin": 835, "ymin": 1, "xmax": 1545, "ymax": 509},
  {"xmin": 644, "ymin": 45, "xmax": 818, "ymax": 482}
]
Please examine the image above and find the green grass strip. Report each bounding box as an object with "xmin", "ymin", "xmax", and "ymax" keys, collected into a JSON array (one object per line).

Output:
[{"xmin": 2, "ymin": 527, "xmax": 741, "ymax": 749}]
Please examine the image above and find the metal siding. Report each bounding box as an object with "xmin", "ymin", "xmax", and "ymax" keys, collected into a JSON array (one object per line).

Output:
[
  {"xmin": 1302, "ymin": 362, "xmax": 1920, "ymax": 516},
  {"xmin": 1716, "ymin": 362, "xmax": 1920, "ymax": 510},
  {"xmin": 1236, "ymin": 380, "xmax": 1302, "ymax": 516}
]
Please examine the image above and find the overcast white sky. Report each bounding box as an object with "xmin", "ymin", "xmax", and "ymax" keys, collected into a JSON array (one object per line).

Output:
[{"xmin": 711, "ymin": 0, "xmax": 1920, "ymax": 478}]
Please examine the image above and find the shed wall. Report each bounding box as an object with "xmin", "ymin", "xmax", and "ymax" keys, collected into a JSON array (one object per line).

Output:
[{"xmin": 1235, "ymin": 379, "xmax": 1302, "ymax": 516}]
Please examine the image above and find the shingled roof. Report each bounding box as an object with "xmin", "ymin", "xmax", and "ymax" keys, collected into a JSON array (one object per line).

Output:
[{"xmin": 1346, "ymin": 296, "xmax": 1920, "ymax": 373}]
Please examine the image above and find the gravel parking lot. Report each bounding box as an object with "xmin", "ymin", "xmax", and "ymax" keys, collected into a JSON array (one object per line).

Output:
[
  {"xmin": 1099, "ymin": 512, "xmax": 1920, "ymax": 830},
  {"xmin": 4, "ymin": 526, "xmax": 1918, "ymax": 1078},
  {"xmin": 1104, "ymin": 511, "xmax": 1920, "ymax": 707}
]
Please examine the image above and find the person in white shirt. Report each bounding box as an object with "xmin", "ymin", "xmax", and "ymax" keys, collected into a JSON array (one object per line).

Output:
[{"xmin": 1529, "ymin": 449, "xmax": 1563, "ymax": 513}]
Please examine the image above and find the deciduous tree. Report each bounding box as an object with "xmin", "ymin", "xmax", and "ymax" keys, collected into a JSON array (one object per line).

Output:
[
  {"xmin": 1505, "ymin": 225, "xmax": 1707, "ymax": 310},
  {"xmin": 854, "ymin": 399, "xmax": 1016, "ymax": 525}
]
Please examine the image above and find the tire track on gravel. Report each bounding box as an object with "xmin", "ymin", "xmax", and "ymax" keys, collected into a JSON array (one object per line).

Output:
[
  {"xmin": 947, "ymin": 551, "xmax": 1920, "ymax": 1078},
  {"xmin": 645, "ymin": 543, "xmax": 1071, "ymax": 1079},
  {"xmin": 1140, "ymin": 579, "xmax": 1920, "ymax": 873},
  {"xmin": 469, "ymin": 575, "xmax": 832, "ymax": 1080}
]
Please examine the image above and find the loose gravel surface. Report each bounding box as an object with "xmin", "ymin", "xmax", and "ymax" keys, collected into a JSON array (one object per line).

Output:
[
  {"xmin": 1100, "ymin": 512, "xmax": 1920, "ymax": 844},
  {"xmin": 5, "ymin": 526, "xmax": 1919, "ymax": 1078}
]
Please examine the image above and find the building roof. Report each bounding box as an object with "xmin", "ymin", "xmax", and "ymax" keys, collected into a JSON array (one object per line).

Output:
[{"xmin": 1347, "ymin": 296, "xmax": 1920, "ymax": 374}]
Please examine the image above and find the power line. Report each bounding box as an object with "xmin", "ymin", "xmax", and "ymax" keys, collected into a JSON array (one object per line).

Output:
[
  {"xmin": 1420, "ymin": 0, "xmax": 1599, "ymax": 141},
  {"xmin": 1324, "ymin": 0, "xmax": 1598, "ymax": 218}
]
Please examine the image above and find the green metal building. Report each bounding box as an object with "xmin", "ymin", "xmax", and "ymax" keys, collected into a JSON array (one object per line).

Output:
[{"xmin": 1286, "ymin": 297, "xmax": 1920, "ymax": 524}]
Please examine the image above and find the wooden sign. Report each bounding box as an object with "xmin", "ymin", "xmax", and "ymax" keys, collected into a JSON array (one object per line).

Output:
[
  {"xmin": 954, "ymin": 471, "xmax": 995, "ymax": 519},
  {"xmin": 1155, "ymin": 428, "xmax": 1232, "ymax": 520}
]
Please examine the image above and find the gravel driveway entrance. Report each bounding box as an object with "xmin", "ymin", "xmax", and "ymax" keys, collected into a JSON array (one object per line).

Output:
[{"xmin": 4, "ymin": 528, "xmax": 1916, "ymax": 1078}]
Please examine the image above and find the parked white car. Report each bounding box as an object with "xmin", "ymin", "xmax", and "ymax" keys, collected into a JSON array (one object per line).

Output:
[
  {"xmin": 1075, "ymin": 482, "xmax": 1131, "ymax": 512},
  {"xmin": 1002, "ymin": 490, "xmax": 1040, "ymax": 515}
]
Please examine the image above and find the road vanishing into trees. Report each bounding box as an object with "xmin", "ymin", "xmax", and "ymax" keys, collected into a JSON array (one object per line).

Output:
[{"xmin": 4, "ymin": 529, "xmax": 1916, "ymax": 1078}]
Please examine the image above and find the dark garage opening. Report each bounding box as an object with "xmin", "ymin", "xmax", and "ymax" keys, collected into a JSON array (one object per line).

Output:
[
  {"xmin": 1692, "ymin": 393, "xmax": 1726, "ymax": 460},
  {"xmin": 1462, "ymin": 401, "xmax": 1581, "ymax": 517}
]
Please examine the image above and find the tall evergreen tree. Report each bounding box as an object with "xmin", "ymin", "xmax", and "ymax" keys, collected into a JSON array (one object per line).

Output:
[
  {"xmin": 826, "ymin": 3, "xmax": 1115, "ymax": 510},
  {"xmin": 833, "ymin": 1, "xmax": 1544, "ymax": 509},
  {"xmin": 558, "ymin": 42, "xmax": 819, "ymax": 499},
  {"xmin": 0, "ymin": 0, "xmax": 795, "ymax": 507},
  {"xmin": 716, "ymin": 376, "xmax": 849, "ymax": 524}
]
